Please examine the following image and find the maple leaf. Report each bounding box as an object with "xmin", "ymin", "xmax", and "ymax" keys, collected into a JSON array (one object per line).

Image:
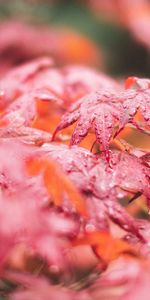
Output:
[
  {"xmin": 110, "ymin": 151, "xmax": 150, "ymax": 203},
  {"xmin": 41, "ymin": 143, "xmax": 149, "ymax": 240},
  {"xmin": 62, "ymin": 65, "xmax": 120, "ymax": 102},
  {"xmin": 6, "ymin": 57, "xmax": 53, "ymax": 85},
  {"xmin": 0, "ymin": 57, "xmax": 53, "ymax": 110},
  {"xmin": 0, "ymin": 84, "xmax": 65, "ymax": 141},
  {"xmin": 0, "ymin": 57, "xmax": 117, "ymax": 119},
  {"xmin": 53, "ymin": 75, "xmax": 150, "ymax": 153},
  {"xmin": 116, "ymin": 77, "xmax": 150, "ymax": 134},
  {"xmin": 52, "ymin": 90, "xmax": 121, "ymax": 160},
  {"xmin": 0, "ymin": 88, "xmax": 63, "ymax": 128},
  {"xmin": 1, "ymin": 19, "xmax": 150, "ymax": 300},
  {"xmin": 41, "ymin": 143, "xmax": 96, "ymax": 193},
  {"xmin": 43, "ymin": 143, "xmax": 150, "ymax": 206},
  {"xmin": 84, "ymin": 196, "xmax": 145, "ymax": 241}
]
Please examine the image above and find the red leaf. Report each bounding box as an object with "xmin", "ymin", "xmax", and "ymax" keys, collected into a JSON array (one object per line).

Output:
[
  {"xmin": 53, "ymin": 77, "xmax": 150, "ymax": 156},
  {"xmin": 41, "ymin": 143, "xmax": 149, "ymax": 240},
  {"xmin": 117, "ymin": 80, "xmax": 150, "ymax": 133},
  {"xmin": 52, "ymin": 90, "xmax": 121, "ymax": 160},
  {"xmin": 63, "ymin": 65, "xmax": 120, "ymax": 101},
  {"xmin": 0, "ymin": 57, "xmax": 53, "ymax": 110}
]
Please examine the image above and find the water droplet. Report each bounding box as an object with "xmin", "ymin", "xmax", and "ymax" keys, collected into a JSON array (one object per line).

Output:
[
  {"xmin": 85, "ymin": 223, "xmax": 96, "ymax": 232},
  {"xmin": 123, "ymin": 224, "xmax": 129, "ymax": 230},
  {"xmin": 117, "ymin": 192, "xmax": 125, "ymax": 199},
  {"xmin": 107, "ymin": 122, "xmax": 112, "ymax": 128},
  {"xmin": 144, "ymin": 116, "xmax": 149, "ymax": 121},
  {"xmin": 50, "ymin": 265, "xmax": 59, "ymax": 274},
  {"xmin": 123, "ymin": 103, "xmax": 127, "ymax": 109}
]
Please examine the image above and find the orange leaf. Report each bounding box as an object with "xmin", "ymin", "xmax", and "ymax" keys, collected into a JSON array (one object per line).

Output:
[
  {"xmin": 26, "ymin": 157, "xmax": 45, "ymax": 176},
  {"xmin": 32, "ymin": 115, "xmax": 60, "ymax": 133},
  {"xmin": 73, "ymin": 231, "xmax": 135, "ymax": 263},
  {"xmin": 26, "ymin": 156, "xmax": 87, "ymax": 216},
  {"xmin": 125, "ymin": 76, "xmax": 137, "ymax": 89},
  {"xmin": 32, "ymin": 98, "xmax": 61, "ymax": 133}
]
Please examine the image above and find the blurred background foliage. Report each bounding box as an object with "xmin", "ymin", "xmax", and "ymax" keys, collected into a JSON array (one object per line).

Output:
[{"xmin": 0, "ymin": 0, "xmax": 149, "ymax": 76}]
